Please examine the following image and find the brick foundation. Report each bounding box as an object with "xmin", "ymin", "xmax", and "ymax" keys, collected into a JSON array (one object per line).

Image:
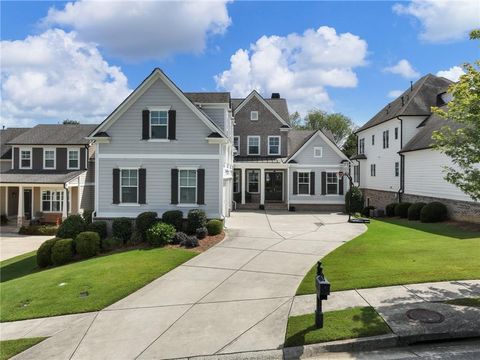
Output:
[{"xmin": 360, "ymin": 188, "xmax": 399, "ymax": 210}]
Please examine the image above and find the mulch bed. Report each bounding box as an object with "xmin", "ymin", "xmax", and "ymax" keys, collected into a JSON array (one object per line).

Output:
[
  {"xmin": 166, "ymin": 231, "xmax": 226, "ymax": 253},
  {"xmin": 444, "ymin": 220, "xmax": 480, "ymax": 233}
]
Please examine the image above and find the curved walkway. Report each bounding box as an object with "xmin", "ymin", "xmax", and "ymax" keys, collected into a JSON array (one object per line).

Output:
[{"xmin": 9, "ymin": 211, "xmax": 366, "ymax": 360}]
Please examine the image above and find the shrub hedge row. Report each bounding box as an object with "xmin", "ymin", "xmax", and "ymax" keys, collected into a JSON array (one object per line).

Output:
[{"xmin": 386, "ymin": 201, "xmax": 448, "ymax": 223}]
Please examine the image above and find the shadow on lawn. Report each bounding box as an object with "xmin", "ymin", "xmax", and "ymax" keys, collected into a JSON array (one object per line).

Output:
[
  {"xmin": 0, "ymin": 253, "xmax": 39, "ymax": 283},
  {"xmin": 378, "ymin": 218, "xmax": 480, "ymax": 240}
]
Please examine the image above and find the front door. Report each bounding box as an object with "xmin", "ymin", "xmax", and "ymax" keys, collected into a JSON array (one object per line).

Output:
[
  {"xmin": 265, "ymin": 171, "xmax": 283, "ymax": 202},
  {"xmin": 24, "ymin": 189, "xmax": 32, "ymax": 220}
]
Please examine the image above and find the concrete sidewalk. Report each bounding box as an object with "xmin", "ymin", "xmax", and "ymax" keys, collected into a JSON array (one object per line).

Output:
[{"xmin": 0, "ymin": 233, "xmax": 51, "ymax": 261}]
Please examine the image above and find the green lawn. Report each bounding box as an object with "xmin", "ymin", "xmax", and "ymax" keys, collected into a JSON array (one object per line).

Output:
[
  {"xmin": 1, "ymin": 251, "xmax": 38, "ymax": 283},
  {"xmin": 0, "ymin": 337, "xmax": 46, "ymax": 360},
  {"xmin": 285, "ymin": 307, "xmax": 391, "ymax": 347},
  {"xmin": 297, "ymin": 219, "xmax": 480, "ymax": 295},
  {"xmin": 0, "ymin": 248, "xmax": 196, "ymax": 322},
  {"xmin": 445, "ymin": 297, "xmax": 480, "ymax": 308}
]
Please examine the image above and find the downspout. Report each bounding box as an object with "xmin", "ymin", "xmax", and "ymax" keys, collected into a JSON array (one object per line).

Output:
[{"xmin": 397, "ymin": 117, "xmax": 404, "ymax": 203}]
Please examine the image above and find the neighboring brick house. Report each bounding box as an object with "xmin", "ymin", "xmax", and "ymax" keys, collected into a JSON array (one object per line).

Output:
[{"xmin": 0, "ymin": 124, "xmax": 96, "ymax": 226}]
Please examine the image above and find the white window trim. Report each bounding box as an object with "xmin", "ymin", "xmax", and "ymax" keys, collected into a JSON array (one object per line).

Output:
[
  {"xmin": 19, "ymin": 148, "xmax": 32, "ymax": 170},
  {"xmin": 149, "ymin": 108, "xmax": 169, "ymax": 140},
  {"xmin": 297, "ymin": 171, "xmax": 311, "ymax": 196},
  {"xmin": 247, "ymin": 169, "xmax": 260, "ymax": 194},
  {"xmin": 120, "ymin": 168, "xmax": 139, "ymax": 204},
  {"xmin": 326, "ymin": 171, "xmax": 339, "ymax": 196},
  {"xmin": 178, "ymin": 168, "xmax": 198, "ymax": 205},
  {"xmin": 250, "ymin": 111, "xmax": 258, "ymax": 121},
  {"xmin": 67, "ymin": 148, "xmax": 80, "ymax": 170},
  {"xmin": 41, "ymin": 189, "xmax": 64, "ymax": 213},
  {"xmin": 268, "ymin": 136, "xmax": 281, "ymax": 155},
  {"xmin": 233, "ymin": 170, "xmax": 240, "ymax": 193},
  {"xmin": 233, "ymin": 136, "xmax": 240, "ymax": 154},
  {"xmin": 247, "ymin": 136, "xmax": 261, "ymax": 155},
  {"xmin": 313, "ymin": 147, "xmax": 323, "ymax": 158},
  {"xmin": 43, "ymin": 148, "xmax": 56, "ymax": 169}
]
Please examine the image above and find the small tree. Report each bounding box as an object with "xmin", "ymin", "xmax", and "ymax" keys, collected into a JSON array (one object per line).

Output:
[
  {"xmin": 342, "ymin": 132, "xmax": 358, "ymax": 158},
  {"xmin": 289, "ymin": 111, "xmax": 303, "ymax": 129},
  {"xmin": 63, "ymin": 119, "xmax": 80, "ymax": 125},
  {"xmin": 305, "ymin": 110, "xmax": 354, "ymax": 144}
]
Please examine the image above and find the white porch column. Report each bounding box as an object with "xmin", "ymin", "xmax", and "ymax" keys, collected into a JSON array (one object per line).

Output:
[
  {"xmin": 260, "ymin": 168, "xmax": 265, "ymax": 205},
  {"xmin": 17, "ymin": 186, "xmax": 23, "ymax": 226},
  {"xmin": 241, "ymin": 168, "xmax": 246, "ymax": 205},
  {"xmin": 5, "ymin": 186, "xmax": 8, "ymax": 217},
  {"xmin": 286, "ymin": 167, "xmax": 290, "ymax": 210},
  {"xmin": 62, "ymin": 188, "xmax": 68, "ymax": 219}
]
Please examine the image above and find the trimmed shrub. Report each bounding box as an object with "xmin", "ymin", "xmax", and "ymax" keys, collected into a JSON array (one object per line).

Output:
[
  {"xmin": 51, "ymin": 239, "xmax": 74, "ymax": 266},
  {"xmin": 394, "ymin": 202, "xmax": 412, "ymax": 218},
  {"xmin": 385, "ymin": 203, "xmax": 397, "ymax": 217},
  {"xmin": 1, "ymin": 214, "xmax": 8, "ymax": 225},
  {"xmin": 101, "ymin": 236, "xmax": 123, "ymax": 252},
  {"xmin": 196, "ymin": 227, "xmax": 208, "ymax": 240},
  {"xmin": 162, "ymin": 210, "xmax": 184, "ymax": 231},
  {"xmin": 172, "ymin": 232, "xmax": 189, "ymax": 245},
  {"xmin": 127, "ymin": 231, "xmax": 143, "ymax": 246},
  {"xmin": 206, "ymin": 219, "xmax": 223, "ymax": 236},
  {"xmin": 187, "ymin": 209, "xmax": 207, "ymax": 234},
  {"xmin": 82, "ymin": 209, "xmax": 94, "ymax": 225},
  {"xmin": 136, "ymin": 212, "xmax": 158, "ymax": 240},
  {"xmin": 362, "ymin": 206, "xmax": 375, "ymax": 218},
  {"xmin": 421, "ymin": 202, "xmax": 448, "ymax": 223},
  {"xmin": 181, "ymin": 235, "xmax": 199, "ymax": 248},
  {"xmin": 112, "ymin": 217, "xmax": 133, "ymax": 243},
  {"xmin": 57, "ymin": 215, "xmax": 86, "ymax": 239},
  {"xmin": 87, "ymin": 221, "xmax": 107, "ymax": 240},
  {"xmin": 345, "ymin": 187, "xmax": 364, "ymax": 214},
  {"xmin": 37, "ymin": 237, "xmax": 61, "ymax": 268},
  {"xmin": 408, "ymin": 202, "xmax": 427, "ymax": 221},
  {"xmin": 146, "ymin": 222, "xmax": 176, "ymax": 247},
  {"xmin": 75, "ymin": 231, "xmax": 101, "ymax": 259},
  {"xmin": 19, "ymin": 224, "xmax": 58, "ymax": 236}
]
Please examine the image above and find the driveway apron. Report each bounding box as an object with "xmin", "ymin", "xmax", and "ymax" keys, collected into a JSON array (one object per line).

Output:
[{"xmin": 14, "ymin": 211, "xmax": 366, "ymax": 360}]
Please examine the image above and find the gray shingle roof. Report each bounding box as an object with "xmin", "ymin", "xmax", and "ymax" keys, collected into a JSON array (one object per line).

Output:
[
  {"xmin": 231, "ymin": 97, "xmax": 290, "ymax": 123},
  {"xmin": 287, "ymin": 130, "xmax": 317, "ymax": 157},
  {"xmin": 1, "ymin": 128, "xmax": 30, "ymax": 159},
  {"xmin": 0, "ymin": 169, "xmax": 86, "ymax": 184},
  {"xmin": 8, "ymin": 124, "xmax": 97, "ymax": 145},
  {"xmin": 357, "ymin": 74, "xmax": 452, "ymax": 133},
  {"xmin": 184, "ymin": 92, "xmax": 230, "ymax": 104}
]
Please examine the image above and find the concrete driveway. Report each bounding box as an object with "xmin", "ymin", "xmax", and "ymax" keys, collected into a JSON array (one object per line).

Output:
[
  {"xmin": 0, "ymin": 232, "xmax": 50, "ymax": 261},
  {"xmin": 15, "ymin": 211, "xmax": 366, "ymax": 360}
]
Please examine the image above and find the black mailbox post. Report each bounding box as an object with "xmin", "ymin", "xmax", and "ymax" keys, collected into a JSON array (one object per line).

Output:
[{"xmin": 315, "ymin": 261, "xmax": 330, "ymax": 328}]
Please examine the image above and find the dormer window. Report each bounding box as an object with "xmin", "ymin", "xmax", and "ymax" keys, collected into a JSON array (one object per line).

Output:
[
  {"xmin": 20, "ymin": 149, "xmax": 32, "ymax": 169},
  {"xmin": 250, "ymin": 111, "xmax": 258, "ymax": 121},
  {"xmin": 150, "ymin": 110, "xmax": 168, "ymax": 139}
]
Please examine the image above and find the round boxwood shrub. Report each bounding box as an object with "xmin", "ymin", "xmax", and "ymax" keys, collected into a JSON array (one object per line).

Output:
[
  {"xmin": 385, "ymin": 203, "xmax": 397, "ymax": 217},
  {"xmin": 75, "ymin": 231, "xmax": 101, "ymax": 259},
  {"xmin": 127, "ymin": 230, "xmax": 143, "ymax": 246},
  {"xmin": 181, "ymin": 235, "xmax": 199, "ymax": 248},
  {"xmin": 136, "ymin": 212, "xmax": 158, "ymax": 240},
  {"xmin": 345, "ymin": 187, "xmax": 364, "ymax": 214},
  {"xmin": 162, "ymin": 210, "xmax": 184, "ymax": 231},
  {"xmin": 87, "ymin": 221, "xmax": 107, "ymax": 240},
  {"xmin": 420, "ymin": 202, "xmax": 448, "ymax": 223},
  {"xmin": 187, "ymin": 209, "xmax": 207, "ymax": 234},
  {"xmin": 51, "ymin": 239, "xmax": 74, "ymax": 266},
  {"xmin": 37, "ymin": 237, "xmax": 61, "ymax": 268},
  {"xmin": 361, "ymin": 206, "xmax": 375, "ymax": 218},
  {"xmin": 196, "ymin": 227, "xmax": 208, "ymax": 240},
  {"xmin": 407, "ymin": 202, "xmax": 427, "ymax": 221},
  {"xmin": 101, "ymin": 236, "xmax": 123, "ymax": 252},
  {"xmin": 146, "ymin": 222, "xmax": 176, "ymax": 247},
  {"xmin": 206, "ymin": 219, "xmax": 223, "ymax": 236},
  {"xmin": 57, "ymin": 214, "xmax": 86, "ymax": 239},
  {"xmin": 112, "ymin": 217, "xmax": 133, "ymax": 243},
  {"xmin": 172, "ymin": 232, "xmax": 189, "ymax": 245},
  {"xmin": 394, "ymin": 202, "xmax": 412, "ymax": 218}
]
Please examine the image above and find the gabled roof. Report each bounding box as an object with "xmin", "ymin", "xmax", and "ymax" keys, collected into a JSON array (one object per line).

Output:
[
  {"xmin": 357, "ymin": 74, "xmax": 452, "ymax": 133},
  {"xmin": 8, "ymin": 124, "xmax": 96, "ymax": 146},
  {"xmin": 89, "ymin": 68, "xmax": 227, "ymax": 139},
  {"xmin": 184, "ymin": 92, "xmax": 230, "ymax": 104},
  {"xmin": 0, "ymin": 169, "xmax": 86, "ymax": 184},
  {"xmin": 1, "ymin": 128, "xmax": 29, "ymax": 159},
  {"xmin": 231, "ymin": 90, "xmax": 291, "ymax": 126}
]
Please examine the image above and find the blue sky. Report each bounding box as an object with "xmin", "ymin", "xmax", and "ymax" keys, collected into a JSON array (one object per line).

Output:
[{"xmin": 1, "ymin": 1, "xmax": 478, "ymax": 128}]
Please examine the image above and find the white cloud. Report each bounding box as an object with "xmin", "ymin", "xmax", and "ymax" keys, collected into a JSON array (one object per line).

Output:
[
  {"xmin": 43, "ymin": 0, "xmax": 231, "ymax": 61},
  {"xmin": 1, "ymin": 29, "xmax": 132, "ymax": 127},
  {"xmin": 436, "ymin": 65, "xmax": 465, "ymax": 82},
  {"xmin": 215, "ymin": 26, "xmax": 368, "ymax": 114},
  {"xmin": 388, "ymin": 90, "xmax": 404, "ymax": 98},
  {"xmin": 384, "ymin": 59, "xmax": 420, "ymax": 79},
  {"xmin": 393, "ymin": 0, "xmax": 479, "ymax": 43}
]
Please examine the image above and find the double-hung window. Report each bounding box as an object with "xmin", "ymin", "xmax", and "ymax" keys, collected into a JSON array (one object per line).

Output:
[
  {"xmin": 44, "ymin": 148, "xmax": 55, "ymax": 169},
  {"xmin": 354, "ymin": 165, "xmax": 360, "ymax": 183},
  {"xmin": 371, "ymin": 135, "xmax": 375, "ymax": 145},
  {"xmin": 395, "ymin": 162, "xmax": 400, "ymax": 177},
  {"xmin": 359, "ymin": 138, "xmax": 365, "ymax": 154},
  {"xmin": 179, "ymin": 169, "xmax": 197, "ymax": 204},
  {"xmin": 42, "ymin": 190, "xmax": 64, "ymax": 212},
  {"xmin": 20, "ymin": 149, "xmax": 31, "ymax": 169},
  {"xmin": 233, "ymin": 136, "xmax": 240, "ymax": 154},
  {"xmin": 268, "ymin": 136, "xmax": 280, "ymax": 155},
  {"xmin": 247, "ymin": 136, "xmax": 260, "ymax": 155},
  {"xmin": 247, "ymin": 170, "xmax": 259, "ymax": 193},
  {"xmin": 68, "ymin": 149, "xmax": 80, "ymax": 169},
  {"xmin": 121, "ymin": 169, "xmax": 138, "ymax": 203},
  {"xmin": 383, "ymin": 130, "xmax": 389, "ymax": 149},
  {"xmin": 326, "ymin": 172, "xmax": 338, "ymax": 195},
  {"xmin": 395, "ymin": 127, "xmax": 399, "ymax": 140},
  {"xmin": 371, "ymin": 164, "xmax": 376, "ymax": 177},
  {"xmin": 150, "ymin": 110, "xmax": 168, "ymax": 139},
  {"xmin": 298, "ymin": 172, "xmax": 310, "ymax": 195}
]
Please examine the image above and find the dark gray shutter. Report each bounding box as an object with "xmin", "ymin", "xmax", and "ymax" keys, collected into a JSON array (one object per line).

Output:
[
  {"xmin": 113, "ymin": 169, "xmax": 120, "ymax": 204},
  {"xmin": 13, "ymin": 148, "xmax": 19, "ymax": 170},
  {"xmin": 339, "ymin": 176, "xmax": 344, "ymax": 195},
  {"xmin": 57, "ymin": 148, "xmax": 67, "ymax": 171},
  {"xmin": 197, "ymin": 169, "xmax": 205, "ymax": 205},
  {"xmin": 142, "ymin": 110, "xmax": 150, "ymax": 140},
  {"xmin": 321, "ymin": 172, "xmax": 326, "ymax": 195},
  {"xmin": 139, "ymin": 168, "xmax": 146, "ymax": 204},
  {"xmin": 81, "ymin": 147, "xmax": 87, "ymax": 169},
  {"xmin": 33, "ymin": 148, "xmax": 43, "ymax": 170},
  {"xmin": 171, "ymin": 169, "xmax": 178, "ymax": 204},
  {"xmin": 310, "ymin": 171, "xmax": 315, "ymax": 195},
  {"xmin": 168, "ymin": 110, "xmax": 176, "ymax": 140},
  {"xmin": 293, "ymin": 171, "xmax": 298, "ymax": 195}
]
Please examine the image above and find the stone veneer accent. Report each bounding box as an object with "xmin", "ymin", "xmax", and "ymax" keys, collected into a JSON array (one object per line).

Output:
[{"xmin": 361, "ymin": 188, "xmax": 399, "ymax": 210}]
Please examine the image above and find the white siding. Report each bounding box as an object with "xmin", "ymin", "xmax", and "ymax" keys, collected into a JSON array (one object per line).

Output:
[
  {"xmin": 402, "ymin": 116, "xmax": 428, "ymax": 145},
  {"xmin": 404, "ymin": 149, "xmax": 476, "ymax": 202}
]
